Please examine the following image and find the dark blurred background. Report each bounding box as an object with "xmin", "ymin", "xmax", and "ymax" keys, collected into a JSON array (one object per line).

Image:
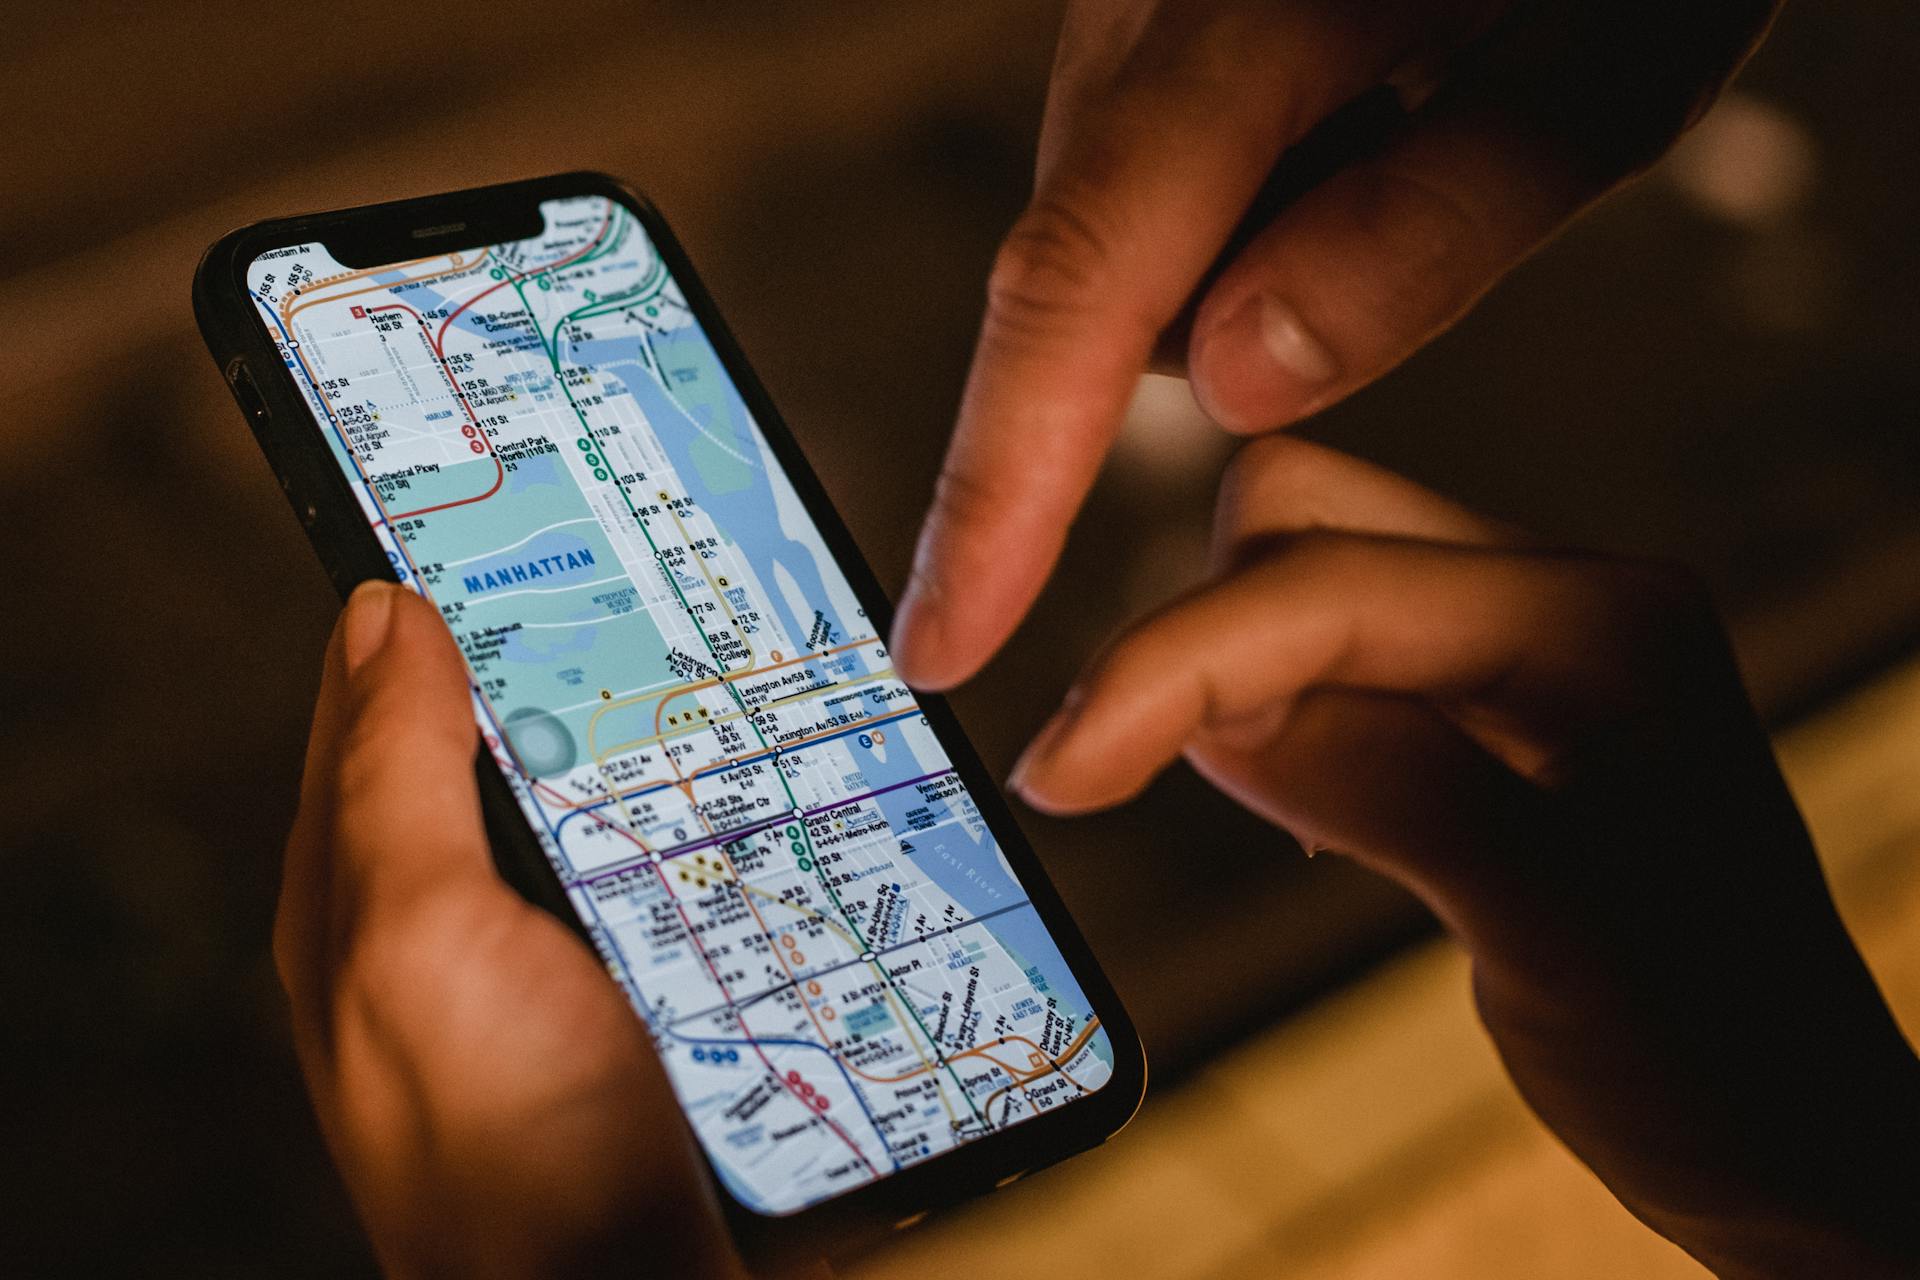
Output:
[{"xmin": 2, "ymin": 3, "xmax": 1916, "ymax": 1274}]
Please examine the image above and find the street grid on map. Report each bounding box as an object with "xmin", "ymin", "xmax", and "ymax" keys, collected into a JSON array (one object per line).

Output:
[{"xmin": 245, "ymin": 196, "xmax": 1113, "ymax": 1212}]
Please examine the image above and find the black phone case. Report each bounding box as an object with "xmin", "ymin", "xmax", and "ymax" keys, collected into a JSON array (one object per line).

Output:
[{"xmin": 191, "ymin": 171, "xmax": 1147, "ymax": 1270}]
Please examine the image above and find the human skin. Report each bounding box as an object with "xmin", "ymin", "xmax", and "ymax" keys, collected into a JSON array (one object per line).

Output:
[
  {"xmin": 277, "ymin": 5, "xmax": 1920, "ymax": 1271},
  {"xmin": 277, "ymin": 584, "xmax": 747, "ymax": 1279},
  {"xmin": 287, "ymin": 442, "xmax": 1919, "ymax": 1276},
  {"xmin": 1006, "ymin": 437, "xmax": 1920, "ymax": 1277},
  {"xmin": 890, "ymin": 0, "xmax": 1782, "ymax": 692}
]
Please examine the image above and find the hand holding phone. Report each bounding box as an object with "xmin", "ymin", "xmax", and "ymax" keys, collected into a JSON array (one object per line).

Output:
[
  {"xmin": 196, "ymin": 174, "xmax": 1144, "ymax": 1269},
  {"xmin": 201, "ymin": 173, "xmax": 1919, "ymax": 1277},
  {"xmin": 282, "ymin": 581, "xmax": 745, "ymax": 1277}
]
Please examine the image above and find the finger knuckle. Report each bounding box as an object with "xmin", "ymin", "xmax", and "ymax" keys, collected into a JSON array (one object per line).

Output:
[
  {"xmin": 1120, "ymin": 3, "xmax": 1329, "ymax": 127},
  {"xmin": 986, "ymin": 197, "xmax": 1118, "ymax": 333},
  {"xmin": 333, "ymin": 890, "xmax": 496, "ymax": 1016},
  {"xmin": 330, "ymin": 719, "xmax": 397, "ymax": 816},
  {"xmin": 328, "ymin": 710, "xmax": 474, "ymax": 829},
  {"xmin": 1080, "ymin": 625, "xmax": 1171, "ymax": 705},
  {"xmin": 1250, "ymin": 530, "xmax": 1369, "ymax": 667},
  {"xmin": 328, "ymin": 943, "xmax": 406, "ymax": 1055},
  {"xmin": 1372, "ymin": 163, "xmax": 1490, "ymax": 270},
  {"xmin": 1273, "ymin": 525, "xmax": 1363, "ymax": 578},
  {"xmin": 926, "ymin": 459, "xmax": 1002, "ymax": 546},
  {"xmin": 1339, "ymin": 164, "xmax": 1498, "ymax": 326},
  {"xmin": 334, "ymin": 919, "xmax": 419, "ymax": 1001}
]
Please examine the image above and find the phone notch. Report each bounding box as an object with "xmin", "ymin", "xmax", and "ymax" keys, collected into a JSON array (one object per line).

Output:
[{"xmin": 325, "ymin": 202, "xmax": 544, "ymax": 268}]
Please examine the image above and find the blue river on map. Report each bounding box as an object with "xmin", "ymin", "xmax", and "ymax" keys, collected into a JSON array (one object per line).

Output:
[
  {"xmin": 368, "ymin": 255, "xmax": 1103, "ymax": 1058},
  {"xmin": 375, "ymin": 238, "xmax": 854, "ymax": 653},
  {"xmin": 575, "ymin": 329, "xmax": 850, "ymax": 656},
  {"xmin": 383, "ymin": 266, "xmax": 852, "ymax": 660},
  {"xmin": 835, "ymin": 724, "xmax": 1104, "ymax": 1037}
]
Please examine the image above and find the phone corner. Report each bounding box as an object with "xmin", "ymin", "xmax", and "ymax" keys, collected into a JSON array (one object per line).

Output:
[
  {"xmin": 547, "ymin": 169, "xmax": 657, "ymax": 217},
  {"xmin": 189, "ymin": 225, "xmax": 256, "ymax": 356},
  {"xmin": 1099, "ymin": 1027, "xmax": 1152, "ymax": 1143},
  {"xmin": 1114, "ymin": 1037, "xmax": 1152, "ymax": 1136}
]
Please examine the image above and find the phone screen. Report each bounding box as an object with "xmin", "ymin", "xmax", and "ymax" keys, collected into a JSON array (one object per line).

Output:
[{"xmin": 245, "ymin": 194, "xmax": 1116, "ymax": 1215}]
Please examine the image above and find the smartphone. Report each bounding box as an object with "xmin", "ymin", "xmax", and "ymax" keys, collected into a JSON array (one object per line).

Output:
[{"xmin": 193, "ymin": 172, "xmax": 1145, "ymax": 1264}]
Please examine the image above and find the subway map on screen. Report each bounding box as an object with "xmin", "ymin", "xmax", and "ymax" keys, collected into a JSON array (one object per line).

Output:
[{"xmin": 246, "ymin": 194, "xmax": 1114, "ymax": 1214}]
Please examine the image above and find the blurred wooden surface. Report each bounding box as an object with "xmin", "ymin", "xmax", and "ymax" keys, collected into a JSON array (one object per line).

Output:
[{"xmin": 851, "ymin": 656, "xmax": 1920, "ymax": 1279}]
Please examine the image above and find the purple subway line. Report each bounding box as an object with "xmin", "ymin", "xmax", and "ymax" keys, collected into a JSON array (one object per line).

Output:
[
  {"xmin": 570, "ymin": 766, "xmax": 959, "ymax": 889},
  {"xmin": 552, "ymin": 705, "xmax": 925, "ymax": 839}
]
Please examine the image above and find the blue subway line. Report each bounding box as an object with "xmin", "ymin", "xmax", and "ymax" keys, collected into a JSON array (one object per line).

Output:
[
  {"xmin": 663, "ymin": 1028, "xmax": 900, "ymax": 1171},
  {"xmin": 554, "ymin": 705, "xmax": 924, "ymax": 843}
]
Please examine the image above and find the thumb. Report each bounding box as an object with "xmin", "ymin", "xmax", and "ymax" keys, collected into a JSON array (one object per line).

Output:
[
  {"xmin": 1187, "ymin": 103, "xmax": 1597, "ymax": 431},
  {"xmin": 320, "ymin": 579, "xmax": 493, "ymax": 920},
  {"xmin": 1187, "ymin": 2, "xmax": 1773, "ymax": 431}
]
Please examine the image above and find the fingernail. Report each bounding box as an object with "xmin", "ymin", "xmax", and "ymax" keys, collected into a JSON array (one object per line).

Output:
[
  {"xmin": 1194, "ymin": 294, "xmax": 1339, "ymax": 431},
  {"xmin": 343, "ymin": 581, "xmax": 398, "ymax": 676},
  {"xmin": 1255, "ymin": 296, "xmax": 1338, "ymax": 387},
  {"xmin": 1008, "ymin": 686, "xmax": 1085, "ymax": 797}
]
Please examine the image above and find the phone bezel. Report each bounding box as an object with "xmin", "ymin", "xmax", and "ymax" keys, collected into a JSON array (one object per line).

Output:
[{"xmin": 192, "ymin": 171, "xmax": 1147, "ymax": 1265}]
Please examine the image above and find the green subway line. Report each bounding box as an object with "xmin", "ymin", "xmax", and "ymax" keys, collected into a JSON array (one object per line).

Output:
[{"xmin": 508, "ymin": 230, "xmax": 989, "ymax": 1133}]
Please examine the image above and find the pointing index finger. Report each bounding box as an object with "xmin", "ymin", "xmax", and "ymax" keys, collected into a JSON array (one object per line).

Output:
[{"xmin": 890, "ymin": 2, "xmax": 1437, "ymax": 690}]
